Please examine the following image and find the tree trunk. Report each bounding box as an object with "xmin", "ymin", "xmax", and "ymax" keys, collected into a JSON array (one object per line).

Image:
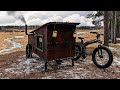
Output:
[
  {"xmin": 113, "ymin": 11, "xmax": 117, "ymax": 44},
  {"xmin": 111, "ymin": 11, "xmax": 114, "ymax": 43},
  {"xmin": 104, "ymin": 11, "xmax": 109, "ymax": 46},
  {"xmin": 111, "ymin": 17, "xmax": 113, "ymax": 43}
]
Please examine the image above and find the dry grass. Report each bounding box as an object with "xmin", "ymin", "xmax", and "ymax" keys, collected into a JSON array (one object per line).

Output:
[
  {"xmin": 74, "ymin": 29, "xmax": 104, "ymax": 48},
  {"xmin": 0, "ymin": 31, "xmax": 28, "ymax": 55},
  {"xmin": 0, "ymin": 29, "xmax": 119, "ymax": 56},
  {"xmin": 0, "ymin": 29, "xmax": 104, "ymax": 53},
  {"xmin": 0, "ymin": 44, "xmax": 3, "ymax": 50},
  {"xmin": 109, "ymin": 43, "xmax": 120, "ymax": 57}
]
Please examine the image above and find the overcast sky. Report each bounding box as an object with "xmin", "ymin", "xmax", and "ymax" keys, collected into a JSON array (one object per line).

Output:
[{"xmin": 0, "ymin": 11, "xmax": 95, "ymax": 26}]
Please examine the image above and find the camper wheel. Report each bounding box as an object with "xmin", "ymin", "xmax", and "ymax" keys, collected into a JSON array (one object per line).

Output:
[{"xmin": 26, "ymin": 44, "xmax": 32, "ymax": 59}]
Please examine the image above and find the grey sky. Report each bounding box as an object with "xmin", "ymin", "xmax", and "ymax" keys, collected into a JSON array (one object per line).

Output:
[{"xmin": 0, "ymin": 11, "xmax": 95, "ymax": 26}]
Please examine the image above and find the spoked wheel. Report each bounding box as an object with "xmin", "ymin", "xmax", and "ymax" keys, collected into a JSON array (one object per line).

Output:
[
  {"xmin": 92, "ymin": 46, "xmax": 113, "ymax": 68},
  {"xmin": 73, "ymin": 45, "xmax": 81, "ymax": 61},
  {"xmin": 26, "ymin": 44, "xmax": 32, "ymax": 59}
]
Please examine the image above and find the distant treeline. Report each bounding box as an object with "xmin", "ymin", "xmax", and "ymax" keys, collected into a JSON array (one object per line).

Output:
[
  {"xmin": 0, "ymin": 25, "xmax": 40, "ymax": 30},
  {"xmin": 0, "ymin": 25, "xmax": 103, "ymax": 31},
  {"xmin": 77, "ymin": 26, "xmax": 103, "ymax": 30}
]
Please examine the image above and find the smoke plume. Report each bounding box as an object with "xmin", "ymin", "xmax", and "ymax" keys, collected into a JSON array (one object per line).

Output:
[{"xmin": 7, "ymin": 11, "xmax": 26, "ymax": 24}]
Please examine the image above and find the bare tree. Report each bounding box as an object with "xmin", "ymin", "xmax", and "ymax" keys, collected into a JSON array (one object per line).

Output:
[
  {"xmin": 113, "ymin": 11, "xmax": 117, "ymax": 44},
  {"xmin": 104, "ymin": 11, "xmax": 109, "ymax": 46},
  {"xmin": 110, "ymin": 11, "xmax": 118, "ymax": 44}
]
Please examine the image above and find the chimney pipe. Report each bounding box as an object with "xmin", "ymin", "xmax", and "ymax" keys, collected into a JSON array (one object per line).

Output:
[{"xmin": 25, "ymin": 24, "xmax": 28, "ymax": 35}]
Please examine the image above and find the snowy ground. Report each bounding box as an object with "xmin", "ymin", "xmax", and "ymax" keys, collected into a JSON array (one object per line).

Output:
[
  {"xmin": 0, "ymin": 36, "xmax": 24, "ymax": 53},
  {"xmin": 0, "ymin": 52, "xmax": 120, "ymax": 79}
]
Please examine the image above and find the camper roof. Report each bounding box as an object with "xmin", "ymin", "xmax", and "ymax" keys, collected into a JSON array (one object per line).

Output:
[{"xmin": 30, "ymin": 22, "xmax": 80, "ymax": 33}]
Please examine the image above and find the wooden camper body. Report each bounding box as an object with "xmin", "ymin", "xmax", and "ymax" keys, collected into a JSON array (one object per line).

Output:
[{"xmin": 28, "ymin": 22, "xmax": 80, "ymax": 61}]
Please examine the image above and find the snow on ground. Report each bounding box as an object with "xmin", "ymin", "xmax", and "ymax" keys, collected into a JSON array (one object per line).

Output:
[
  {"xmin": 3, "ymin": 54, "xmax": 45, "ymax": 76},
  {"xmin": 0, "ymin": 52, "xmax": 120, "ymax": 79},
  {"xmin": 0, "ymin": 36, "xmax": 24, "ymax": 53},
  {"xmin": 76, "ymin": 32, "xmax": 86, "ymax": 34},
  {"xmin": 0, "ymin": 43, "xmax": 120, "ymax": 79}
]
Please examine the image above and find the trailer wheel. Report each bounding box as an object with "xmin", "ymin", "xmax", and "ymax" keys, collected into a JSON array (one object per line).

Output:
[
  {"xmin": 26, "ymin": 44, "xmax": 32, "ymax": 59},
  {"xmin": 55, "ymin": 60, "xmax": 62, "ymax": 65}
]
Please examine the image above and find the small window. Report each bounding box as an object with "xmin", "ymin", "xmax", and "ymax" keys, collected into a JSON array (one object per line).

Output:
[
  {"xmin": 37, "ymin": 35, "xmax": 43, "ymax": 52},
  {"xmin": 52, "ymin": 31, "xmax": 57, "ymax": 38}
]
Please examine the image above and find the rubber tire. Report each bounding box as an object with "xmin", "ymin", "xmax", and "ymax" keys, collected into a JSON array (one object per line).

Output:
[
  {"xmin": 56, "ymin": 60, "xmax": 62, "ymax": 65},
  {"xmin": 26, "ymin": 44, "xmax": 32, "ymax": 59},
  {"xmin": 92, "ymin": 46, "xmax": 113, "ymax": 68},
  {"xmin": 73, "ymin": 45, "xmax": 82, "ymax": 61}
]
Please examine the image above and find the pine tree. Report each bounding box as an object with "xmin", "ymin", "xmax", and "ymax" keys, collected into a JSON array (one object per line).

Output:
[{"xmin": 87, "ymin": 11, "xmax": 119, "ymax": 46}]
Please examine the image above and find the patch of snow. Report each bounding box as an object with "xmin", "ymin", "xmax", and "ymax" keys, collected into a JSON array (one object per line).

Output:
[
  {"xmin": 5, "ymin": 68, "xmax": 23, "ymax": 75},
  {"xmin": 25, "ymin": 59, "xmax": 30, "ymax": 65},
  {"xmin": 116, "ymin": 38, "xmax": 120, "ymax": 40},
  {"xmin": 113, "ymin": 57, "xmax": 120, "ymax": 66},
  {"xmin": 109, "ymin": 47, "xmax": 117, "ymax": 50},
  {"xmin": 108, "ymin": 47, "xmax": 120, "ymax": 53},
  {"xmin": 17, "ymin": 59, "xmax": 22, "ymax": 62},
  {"xmin": 41, "ymin": 76, "xmax": 53, "ymax": 79},
  {"xmin": 0, "ymin": 77, "xmax": 9, "ymax": 79},
  {"xmin": 74, "ymin": 74, "xmax": 80, "ymax": 79},
  {"xmin": 0, "ymin": 36, "xmax": 24, "ymax": 53},
  {"xmin": 76, "ymin": 68, "xmax": 85, "ymax": 71},
  {"xmin": 0, "ymin": 72, "xmax": 2, "ymax": 75},
  {"xmin": 5, "ymin": 68, "xmax": 14, "ymax": 72},
  {"xmin": 3, "ymin": 55, "xmax": 45, "ymax": 77},
  {"xmin": 76, "ymin": 32, "xmax": 86, "ymax": 34},
  {"xmin": 25, "ymin": 59, "xmax": 30, "ymax": 74},
  {"xmin": 14, "ymin": 36, "xmax": 24, "ymax": 38}
]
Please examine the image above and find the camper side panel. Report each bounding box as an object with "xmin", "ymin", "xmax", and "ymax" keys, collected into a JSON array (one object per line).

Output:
[{"xmin": 28, "ymin": 26, "xmax": 47, "ymax": 60}]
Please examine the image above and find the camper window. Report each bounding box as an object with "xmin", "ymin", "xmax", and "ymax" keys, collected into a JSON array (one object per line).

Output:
[{"xmin": 37, "ymin": 35, "xmax": 43, "ymax": 52}]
